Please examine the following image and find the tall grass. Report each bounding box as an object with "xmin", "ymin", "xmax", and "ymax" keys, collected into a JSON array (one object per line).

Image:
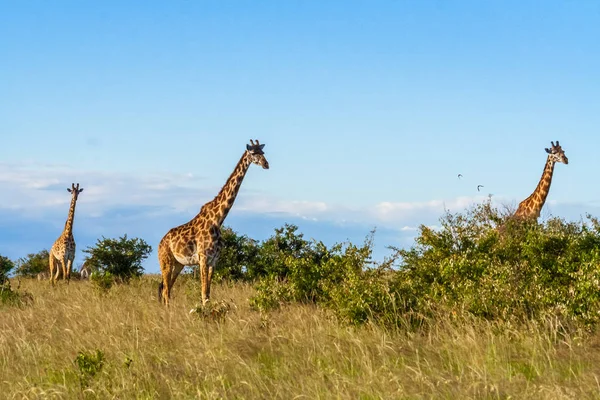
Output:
[{"xmin": 2, "ymin": 277, "xmax": 600, "ymax": 399}]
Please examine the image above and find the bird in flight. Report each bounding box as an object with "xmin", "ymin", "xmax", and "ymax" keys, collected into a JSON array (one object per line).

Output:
[
  {"xmin": 457, "ymin": 174, "xmax": 463, "ymax": 179},
  {"xmin": 477, "ymin": 185, "xmax": 484, "ymax": 192}
]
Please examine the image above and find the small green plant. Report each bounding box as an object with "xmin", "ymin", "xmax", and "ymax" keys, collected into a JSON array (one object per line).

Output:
[
  {"xmin": 0, "ymin": 285, "xmax": 22, "ymax": 306},
  {"xmin": 74, "ymin": 349, "xmax": 105, "ymax": 388},
  {"xmin": 90, "ymin": 271, "xmax": 115, "ymax": 293},
  {"xmin": 189, "ymin": 300, "xmax": 233, "ymax": 322},
  {"xmin": 123, "ymin": 356, "xmax": 133, "ymax": 369}
]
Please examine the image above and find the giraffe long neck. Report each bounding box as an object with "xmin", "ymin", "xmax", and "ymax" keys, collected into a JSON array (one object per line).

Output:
[
  {"xmin": 204, "ymin": 151, "xmax": 252, "ymax": 226},
  {"xmin": 63, "ymin": 195, "xmax": 79, "ymax": 237},
  {"xmin": 527, "ymin": 156, "xmax": 555, "ymax": 216}
]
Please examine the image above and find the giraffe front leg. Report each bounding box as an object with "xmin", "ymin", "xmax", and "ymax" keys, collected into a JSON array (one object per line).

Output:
[
  {"xmin": 49, "ymin": 254, "xmax": 55, "ymax": 285},
  {"xmin": 66, "ymin": 259, "xmax": 73, "ymax": 283},
  {"xmin": 199, "ymin": 254, "xmax": 210, "ymax": 305},
  {"xmin": 61, "ymin": 260, "xmax": 68, "ymax": 283},
  {"xmin": 206, "ymin": 244, "xmax": 221, "ymax": 301}
]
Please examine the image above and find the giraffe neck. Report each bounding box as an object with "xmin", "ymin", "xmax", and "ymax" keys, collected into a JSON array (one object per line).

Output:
[
  {"xmin": 528, "ymin": 155, "xmax": 556, "ymax": 216},
  {"xmin": 63, "ymin": 194, "xmax": 79, "ymax": 237},
  {"xmin": 203, "ymin": 151, "xmax": 252, "ymax": 226}
]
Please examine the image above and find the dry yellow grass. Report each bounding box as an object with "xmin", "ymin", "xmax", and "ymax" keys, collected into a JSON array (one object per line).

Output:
[{"xmin": 2, "ymin": 276, "xmax": 600, "ymax": 399}]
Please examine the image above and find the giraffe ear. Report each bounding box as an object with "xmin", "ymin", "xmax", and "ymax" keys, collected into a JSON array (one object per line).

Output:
[
  {"xmin": 79, "ymin": 188, "xmax": 84, "ymax": 194},
  {"xmin": 259, "ymin": 144, "xmax": 265, "ymax": 150},
  {"xmin": 246, "ymin": 144, "xmax": 252, "ymax": 151},
  {"xmin": 545, "ymin": 148, "xmax": 551, "ymax": 154},
  {"xmin": 67, "ymin": 188, "xmax": 73, "ymax": 193}
]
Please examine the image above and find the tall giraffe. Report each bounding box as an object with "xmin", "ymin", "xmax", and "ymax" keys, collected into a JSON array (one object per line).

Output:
[
  {"xmin": 513, "ymin": 141, "xmax": 568, "ymax": 220},
  {"xmin": 158, "ymin": 139, "xmax": 269, "ymax": 305},
  {"xmin": 49, "ymin": 183, "xmax": 84, "ymax": 284}
]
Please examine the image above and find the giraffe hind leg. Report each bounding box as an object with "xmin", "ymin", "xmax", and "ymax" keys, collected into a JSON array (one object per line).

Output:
[
  {"xmin": 158, "ymin": 247, "xmax": 184, "ymax": 305},
  {"xmin": 159, "ymin": 262, "xmax": 184, "ymax": 305},
  {"xmin": 53, "ymin": 260, "xmax": 62, "ymax": 284}
]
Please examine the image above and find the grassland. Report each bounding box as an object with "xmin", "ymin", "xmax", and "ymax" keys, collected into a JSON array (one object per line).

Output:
[{"xmin": 2, "ymin": 276, "xmax": 600, "ymax": 399}]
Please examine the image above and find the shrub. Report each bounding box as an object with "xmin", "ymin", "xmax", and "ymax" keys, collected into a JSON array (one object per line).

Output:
[
  {"xmin": 83, "ymin": 235, "xmax": 152, "ymax": 283},
  {"xmin": 214, "ymin": 226, "xmax": 259, "ymax": 282},
  {"xmin": 393, "ymin": 201, "xmax": 600, "ymax": 329},
  {"xmin": 250, "ymin": 200, "xmax": 600, "ymax": 331},
  {"xmin": 14, "ymin": 249, "xmax": 49, "ymax": 277},
  {"xmin": 249, "ymin": 230, "xmax": 376, "ymax": 315},
  {"xmin": 249, "ymin": 224, "xmax": 319, "ymax": 280},
  {"xmin": 0, "ymin": 255, "xmax": 14, "ymax": 284}
]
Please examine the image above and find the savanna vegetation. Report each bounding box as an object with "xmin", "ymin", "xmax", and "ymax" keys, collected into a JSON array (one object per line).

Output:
[{"xmin": 2, "ymin": 200, "xmax": 600, "ymax": 398}]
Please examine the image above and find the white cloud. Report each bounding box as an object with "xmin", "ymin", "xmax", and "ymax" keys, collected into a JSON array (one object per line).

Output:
[{"xmin": 0, "ymin": 161, "xmax": 597, "ymax": 232}]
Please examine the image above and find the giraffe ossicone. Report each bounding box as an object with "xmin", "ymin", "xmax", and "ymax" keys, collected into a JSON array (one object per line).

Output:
[
  {"xmin": 49, "ymin": 183, "xmax": 84, "ymax": 284},
  {"xmin": 158, "ymin": 139, "xmax": 269, "ymax": 305}
]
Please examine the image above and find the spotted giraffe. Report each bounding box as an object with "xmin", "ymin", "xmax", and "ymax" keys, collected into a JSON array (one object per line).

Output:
[
  {"xmin": 513, "ymin": 141, "xmax": 568, "ymax": 220},
  {"xmin": 49, "ymin": 183, "xmax": 83, "ymax": 284},
  {"xmin": 158, "ymin": 140, "xmax": 269, "ymax": 305}
]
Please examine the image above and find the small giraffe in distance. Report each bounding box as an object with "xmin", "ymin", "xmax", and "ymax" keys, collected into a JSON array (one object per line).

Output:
[
  {"xmin": 49, "ymin": 183, "xmax": 84, "ymax": 284},
  {"xmin": 513, "ymin": 141, "xmax": 568, "ymax": 220},
  {"xmin": 158, "ymin": 139, "xmax": 270, "ymax": 305}
]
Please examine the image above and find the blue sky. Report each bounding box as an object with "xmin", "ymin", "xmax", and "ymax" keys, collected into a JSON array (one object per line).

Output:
[{"xmin": 1, "ymin": 1, "xmax": 600, "ymax": 273}]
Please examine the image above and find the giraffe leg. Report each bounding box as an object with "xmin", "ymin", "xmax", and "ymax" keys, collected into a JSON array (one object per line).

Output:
[
  {"xmin": 158, "ymin": 244, "xmax": 184, "ymax": 305},
  {"xmin": 49, "ymin": 253, "xmax": 55, "ymax": 285},
  {"xmin": 205, "ymin": 244, "xmax": 221, "ymax": 301},
  {"xmin": 53, "ymin": 260, "xmax": 62, "ymax": 284},
  {"xmin": 160, "ymin": 262, "xmax": 184, "ymax": 305},
  {"xmin": 206, "ymin": 265, "xmax": 214, "ymax": 301},
  {"xmin": 66, "ymin": 259, "xmax": 73, "ymax": 283},
  {"xmin": 199, "ymin": 254, "xmax": 210, "ymax": 305},
  {"xmin": 60, "ymin": 260, "xmax": 68, "ymax": 283},
  {"xmin": 168, "ymin": 262, "xmax": 184, "ymax": 301},
  {"xmin": 160, "ymin": 275, "xmax": 170, "ymax": 305}
]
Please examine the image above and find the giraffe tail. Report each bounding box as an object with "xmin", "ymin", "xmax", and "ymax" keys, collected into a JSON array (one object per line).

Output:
[{"xmin": 157, "ymin": 280, "xmax": 164, "ymax": 303}]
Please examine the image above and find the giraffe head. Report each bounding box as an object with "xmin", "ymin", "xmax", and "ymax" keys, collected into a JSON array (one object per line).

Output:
[
  {"xmin": 246, "ymin": 139, "xmax": 270, "ymax": 169},
  {"xmin": 67, "ymin": 183, "xmax": 84, "ymax": 199},
  {"xmin": 545, "ymin": 141, "xmax": 568, "ymax": 165}
]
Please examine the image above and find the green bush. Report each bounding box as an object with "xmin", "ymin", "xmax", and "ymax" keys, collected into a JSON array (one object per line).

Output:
[
  {"xmin": 250, "ymin": 200, "xmax": 600, "ymax": 331},
  {"xmin": 214, "ymin": 226, "xmax": 259, "ymax": 282},
  {"xmin": 83, "ymin": 235, "xmax": 152, "ymax": 283},
  {"xmin": 14, "ymin": 250, "xmax": 49, "ymax": 277},
  {"xmin": 250, "ymin": 231, "xmax": 376, "ymax": 314},
  {"xmin": 213, "ymin": 223, "xmax": 330, "ymax": 283},
  {"xmin": 0, "ymin": 255, "xmax": 34, "ymax": 307},
  {"xmin": 250, "ymin": 224, "xmax": 318, "ymax": 280},
  {"xmin": 393, "ymin": 201, "xmax": 600, "ymax": 329},
  {"xmin": 0, "ymin": 255, "xmax": 14, "ymax": 284}
]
